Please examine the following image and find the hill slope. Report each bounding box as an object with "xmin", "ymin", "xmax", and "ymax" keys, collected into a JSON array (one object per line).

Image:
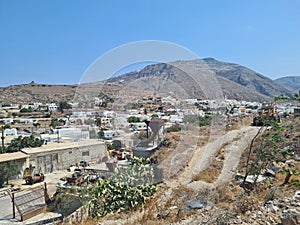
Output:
[
  {"xmin": 202, "ymin": 58, "xmax": 292, "ymax": 98},
  {"xmin": 0, "ymin": 83, "xmax": 77, "ymax": 104},
  {"xmin": 107, "ymin": 58, "xmax": 293, "ymax": 102},
  {"xmin": 0, "ymin": 59, "xmax": 294, "ymax": 104},
  {"xmin": 274, "ymin": 76, "xmax": 300, "ymax": 91}
]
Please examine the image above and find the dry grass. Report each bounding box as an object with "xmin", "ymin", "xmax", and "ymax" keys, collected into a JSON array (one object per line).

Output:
[
  {"xmin": 80, "ymin": 116, "xmax": 300, "ymax": 224},
  {"xmin": 192, "ymin": 136, "xmax": 234, "ymax": 183},
  {"xmin": 152, "ymin": 132, "xmax": 181, "ymax": 163},
  {"xmin": 226, "ymin": 115, "xmax": 253, "ymax": 131},
  {"xmin": 192, "ymin": 160, "xmax": 223, "ymax": 183}
]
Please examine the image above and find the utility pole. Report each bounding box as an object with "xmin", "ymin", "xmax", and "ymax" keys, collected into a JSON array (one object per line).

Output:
[
  {"xmin": 145, "ymin": 120, "xmax": 150, "ymax": 140},
  {"xmin": 57, "ymin": 129, "xmax": 60, "ymax": 143},
  {"xmin": 1, "ymin": 126, "xmax": 4, "ymax": 152}
]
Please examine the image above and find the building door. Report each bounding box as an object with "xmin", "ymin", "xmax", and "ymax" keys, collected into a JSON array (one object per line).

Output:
[
  {"xmin": 45, "ymin": 155, "xmax": 52, "ymax": 174},
  {"xmin": 52, "ymin": 154, "xmax": 58, "ymax": 172}
]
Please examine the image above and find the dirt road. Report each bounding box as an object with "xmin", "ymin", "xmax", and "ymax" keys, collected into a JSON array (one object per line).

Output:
[{"xmin": 167, "ymin": 126, "xmax": 260, "ymax": 191}]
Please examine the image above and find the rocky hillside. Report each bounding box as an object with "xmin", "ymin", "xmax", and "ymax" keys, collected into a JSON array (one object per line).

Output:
[
  {"xmin": 108, "ymin": 58, "xmax": 293, "ymax": 102},
  {"xmin": 0, "ymin": 82, "xmax": 121, "ymax": 104},
  {"xmin": 95, "ymin": 116, "xmax": 300, "ymax": 225},
  {"xmin": 0, "ymin": 59, "xmax": 294, "ymax": 104},
  {"xmin": 274, "ymin": 76, "xmax": 300, "ymax": 91},
  {"xmin": 0, "ymin": 82, "xmax": 77, "ymax": 104},
  {"xmin": 202, "ymin": 58, "xmax": 292, "ymax": 98}
]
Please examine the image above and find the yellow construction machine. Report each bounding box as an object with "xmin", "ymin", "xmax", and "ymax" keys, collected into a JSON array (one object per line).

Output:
[
  {"xmin": 252, "ymin": 103, "xmax": 280, "ymax": 126},
  {"xmin": 23, "ymin": 167, "xmax": 45, "ymax": 185}
]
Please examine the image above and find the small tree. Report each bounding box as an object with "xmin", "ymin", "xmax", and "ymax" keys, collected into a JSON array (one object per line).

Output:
[
  {"xmin": 166, "ymin": 124, "xmax": 181, "ymax": 132},
  {"xmin": 98, "ymin": 129, "xmax": 105, "ymax": 139},
  {"xmin": 127, "ymin": 116, "xmax": 140, "ymax": 123},
  {"xmin": 242, "ymin": 119, "xmax": 295, "ymax": 189},
  {"xmin": 95, "ymin": 117, "xmax": 102, "ymax": 127},
  {"xmin": 50, "ymin": 118, "xmax": 65, "ymax": 128},
  {"xmin": 33, "ymin": 122, "xmax": 40, "ymax": 131},
  {"xmin": 4, "ymin": 135, "xmax": 44, "ymax": 153},
  {"xmin": 0, "ymin": 161, "xmax": 20, "ymax": 185},
  {"xmin": 20, "ymin": 107, "xmax": 33, "ymax": 113},
  {"xmin": 183, "ymin": 115, "xmax": 211, "ymax": 127},
  {"xmin": 59, "ymin": 101, "xmax": 72, "ymax": 113}
]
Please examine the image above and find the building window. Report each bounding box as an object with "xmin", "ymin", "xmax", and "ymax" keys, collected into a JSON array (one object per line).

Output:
[{"xmin": 82, "ymin": 151, "xmax": 89, "ymax": 156}]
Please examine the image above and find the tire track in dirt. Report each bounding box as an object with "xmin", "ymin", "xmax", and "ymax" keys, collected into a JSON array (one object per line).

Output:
[{"xmin": 167, "ymin": 126, "xmax": 260, "ymax": 191}]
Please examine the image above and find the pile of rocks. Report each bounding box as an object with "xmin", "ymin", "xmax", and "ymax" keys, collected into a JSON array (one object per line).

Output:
[{"xmin": 231, "ymin": 193, "xmax": 300, "ymax": 225}]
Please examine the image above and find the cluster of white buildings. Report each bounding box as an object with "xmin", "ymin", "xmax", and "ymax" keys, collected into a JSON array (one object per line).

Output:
[{"xmin": 1, "ymin": 96, "xmax": 299, "ymax": 150}]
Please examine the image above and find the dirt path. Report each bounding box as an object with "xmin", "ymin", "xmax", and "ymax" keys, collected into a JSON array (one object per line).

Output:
[
  {"xmin": 99, "ymin": 125, "xmax": 262, "ymax": 224},
  {"xmin": 213, "ymin": 126, "xmax": 259, "ymax": 186},
  {"xmin": 167, "ymin": 126, "xmax": 260, "ymax": 191}
]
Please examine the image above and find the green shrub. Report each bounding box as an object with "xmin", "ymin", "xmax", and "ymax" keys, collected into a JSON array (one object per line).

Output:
[
  {"xmin": 183, "ymin": 115, "xmax": 211, "ymax": 127},
  {"xmin": 80, "ymin": 157, "xmax": 157, "ymax": 217},
  {"xmin": 166, "ymin": 125, "xmax": 181, "ymax": 132}
]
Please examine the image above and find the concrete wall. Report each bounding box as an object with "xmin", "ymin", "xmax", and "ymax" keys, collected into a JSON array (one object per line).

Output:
[
  {"xmin": 0, "ymin": 152, "xmax": 29, "ymax": 179},
  {"xmin": 23, "ymin": 141, "xmax": 108, "ymax": 174},
  {"xmin": 0, "ymin": 158, "xmax": 29, "ymax": 179}
]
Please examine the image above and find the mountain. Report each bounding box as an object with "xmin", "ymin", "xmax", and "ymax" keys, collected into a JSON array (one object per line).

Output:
[
  {"xmin": 201, "ymin": 58, "xmax": 292, "ymax": 98},
  {"xmin": 107, "ymin": 58, "xmax": 293, "ymax": 102},
  {"xmin": 274, "ymin": 76, "xmax": 300, "ymax": 92},
  {"xmin": 0, "ymin": 59, "xmax": 294, "ymax": 104}
]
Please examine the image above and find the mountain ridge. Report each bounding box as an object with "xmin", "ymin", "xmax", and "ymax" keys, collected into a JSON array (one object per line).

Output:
[
  {"xmin": 0, "ymin": 58, "xmax": 294, "ymax": 104},
  {"xmin": 274, "ymin": 76, "xmax": 300, "ymax": 91},
  {"xmin": 107, "ymin": 58, "xmax": 293, "ymax": 102}
]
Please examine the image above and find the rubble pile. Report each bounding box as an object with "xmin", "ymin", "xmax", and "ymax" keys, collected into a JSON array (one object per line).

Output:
[{"xmin": 231, "ymin": 194, "xmax": 300, "ymax": 225}]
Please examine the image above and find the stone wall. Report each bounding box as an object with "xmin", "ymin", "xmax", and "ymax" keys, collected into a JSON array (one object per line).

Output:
[{"xmin": 62, "ymin": 206, "xmax": 88, "ymax": 225}]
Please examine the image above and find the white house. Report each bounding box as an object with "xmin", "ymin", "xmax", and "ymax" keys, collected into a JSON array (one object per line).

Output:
[
  {"xmin": 4, "ymin": 128, "xmax": 18, "ymax": 136},
  {"xmin": 33, "ymin": 102, "xmax": 44, "ymax": 110},
  {"xmin": 113, "ymin": 114, "xmax": 130, "ymax": 130},
  {"xmin": 102, "ymin": 111, "xmax": 116, "ymax": 118},
  {"xmin": 170, "ymin": 115, "xmax": 183, "ymax": 124},
  {"xmin": 130, "ymin": 122, "xmax": 148, "ymax": 131},
  {"xmin": 45, "ymin": 126, "xmax": 90, "ymax": 142},
  {"xmin": 185, "ymin": 99, "xmax": 198, "ymax": 105},
  {"xmin": 1, "ymin": 118, "xmax": 14, "ymax": 125},
  {"xmin": 103, "ymin": 130, "xmax": 116, "ymax": 139},
  {"xmin": 48, "ymin": 103, "xmax": 58, "ymax": 111},
  {"xmin": 19, "ymin": 119, "xmax": 34, "ymax": 124}
]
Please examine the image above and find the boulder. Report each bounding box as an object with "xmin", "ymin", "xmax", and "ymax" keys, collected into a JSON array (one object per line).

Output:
[{"xmin": 184, "ymin": 198, "xmax": 212, "ymax": 211}]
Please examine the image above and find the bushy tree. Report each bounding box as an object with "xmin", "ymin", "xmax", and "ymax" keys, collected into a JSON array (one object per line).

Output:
[
  {"xmin": 166, "ymin": 124, "xmax": 181, "ymax": 132},
  {"xmin": 20, "ymin": 107, "xmax": 33, "ymax": 113},
  {"xmin": 183, "ymin": 115, "xmax": 211, "ymax": 127},
  {"xmin": 50, "ymin": 118, "xmax": 65, "ymax": 128},
  {"xmin": 127, "ymin": 116, "xmax": 140, "ymax": 123},
  {"xmin": 0, "ymin": 161, "xmax": 20, "ymax": 185},
  {"xmin": 95, "ymin": 117, "xmax": 102, "ymax": 127},
  {"xmin": 3, "ymin": 135, "xmax": 44, "ymax": 153},
  {"xmin": 59, "ymin": 101, "xmax": 72, "ymax": 113}
]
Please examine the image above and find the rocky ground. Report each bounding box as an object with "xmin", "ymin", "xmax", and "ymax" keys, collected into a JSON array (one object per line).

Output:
[{"xmin": 92, "ymin": 116, "xmax": 300, "ymax": 225}]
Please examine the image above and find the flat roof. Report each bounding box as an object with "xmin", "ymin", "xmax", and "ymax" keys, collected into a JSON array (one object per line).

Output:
[
  {"xmin": 21, "ymin": 139, "xmax": 105, "ymax": 154},
  {"xmin": 0, "ymin": 151, "xmax": 28, "ymax": 163}
]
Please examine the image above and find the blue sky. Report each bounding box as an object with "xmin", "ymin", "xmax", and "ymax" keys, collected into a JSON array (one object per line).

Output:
[{"xmin": 0, "ymin": 0, "xmax": 299, "ymax": 87}]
